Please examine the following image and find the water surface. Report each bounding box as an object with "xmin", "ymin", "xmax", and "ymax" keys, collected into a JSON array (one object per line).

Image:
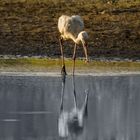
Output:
[{"xmin": 0, "ymin": 75, "xmax": 140, "ymax": 140}]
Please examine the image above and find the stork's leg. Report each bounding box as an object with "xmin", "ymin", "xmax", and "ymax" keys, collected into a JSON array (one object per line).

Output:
[
  {"xmin": 72, "ymin": 43, "xmax": 77, "ymax": 76},
  {"xmin": 59, "ymin": 37, "xmax": 67, "ymax": 75},
  {"xmin": 72, "ymin": 44, "xmax": 77, "ymax": 110},
  {"xmin": 82, "ymin": 44, "xmax": 88, "ymax": 63}
]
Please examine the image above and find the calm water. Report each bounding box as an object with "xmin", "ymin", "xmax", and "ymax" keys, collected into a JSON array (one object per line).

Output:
[{"xmin": 0, "ymin": 75, "xmax": 140, "ymax": 140}]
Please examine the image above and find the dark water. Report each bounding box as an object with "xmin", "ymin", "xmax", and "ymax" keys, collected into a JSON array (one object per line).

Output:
[{"xmin": 0, "ymin": 75, "xmax": 140, "ymax": 140}]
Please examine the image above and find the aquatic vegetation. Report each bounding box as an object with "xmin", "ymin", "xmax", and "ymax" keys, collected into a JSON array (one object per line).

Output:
[{"xmin": 0, "ymin": 58, "xmax": 140, "ymax": 72}]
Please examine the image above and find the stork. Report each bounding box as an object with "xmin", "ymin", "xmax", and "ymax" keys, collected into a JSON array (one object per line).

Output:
[{"xmin": 58, "ymin": 15, "xmax": 89, "ymax": 75}]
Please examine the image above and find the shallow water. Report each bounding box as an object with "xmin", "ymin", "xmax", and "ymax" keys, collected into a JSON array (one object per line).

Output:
[{"xmin": 0, "ymin": 75, "xmax": 140, "ymax": 140}]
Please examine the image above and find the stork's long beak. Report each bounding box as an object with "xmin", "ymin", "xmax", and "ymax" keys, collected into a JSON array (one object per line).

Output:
[{"xmin": 83, "ymin": 43, "xmax": 88, "ymax": 63}]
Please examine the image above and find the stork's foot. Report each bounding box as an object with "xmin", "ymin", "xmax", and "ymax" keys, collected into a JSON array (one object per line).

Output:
[
  {"xmin": 61, "ymin": 65, "xmax": 67, "ymax": 76},
  {"xmin": 85, "ymin": 59, "xmax": 89, "ymax": 63}
]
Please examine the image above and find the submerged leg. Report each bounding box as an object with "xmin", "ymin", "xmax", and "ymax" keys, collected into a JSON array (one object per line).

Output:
[
  {"xmin": 72, "ymin": 43, "xmax": 77, "ymax": 76},
  {"xmin": 60, "ymin": 74, "xmax": 66, "ymax": 113},
  {"xmin": 82, "ymin": 43, "xmax": 88, "ymax": 63},
  {"xmin": 72, "ymin": 75, "xmax": 77, "ymax": 110},
  {"xmin": 59, "ymin": 37, "xmax": 66, "ymax": 75},
  {"xmin": 81, "ymin": 89, "xmax": 89, "ymax": 117}
]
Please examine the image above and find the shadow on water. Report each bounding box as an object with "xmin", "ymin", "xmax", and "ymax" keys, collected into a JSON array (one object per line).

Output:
[{"xmin": 0, "ymin": 75, "xmax": 140, "ymax": 140}]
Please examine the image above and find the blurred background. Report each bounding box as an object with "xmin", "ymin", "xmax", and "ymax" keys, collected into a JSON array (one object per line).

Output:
[{"xmin": 0, "ymin": 0, "xmax": 140, "ymax": 59}]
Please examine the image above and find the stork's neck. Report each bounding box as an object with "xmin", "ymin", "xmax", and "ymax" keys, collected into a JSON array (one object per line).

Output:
[
  {"xmin": 75, "ymin": 37, "xmax": 81, "ymax": 44},
  {"xmin": 71, "ymin": 35, "xmax": 81, "ymax": 44}
]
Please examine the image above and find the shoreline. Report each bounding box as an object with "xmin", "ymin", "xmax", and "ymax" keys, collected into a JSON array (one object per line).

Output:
[
  {"xmin": 0, "ymin": 55, "xmax": 140, "ymax": 61},
  {"xmin": 0, "ymin": 58, "xmax": 140, "ymax": 76},
  {"xmin": 0, "ymin": 71, "xmax": 140, "ymax": 77}
]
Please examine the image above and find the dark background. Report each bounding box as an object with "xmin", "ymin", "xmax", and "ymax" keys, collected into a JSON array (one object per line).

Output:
[{"xmin": 0, "ymin": 0, "xmax": 140, "ymax": 59}]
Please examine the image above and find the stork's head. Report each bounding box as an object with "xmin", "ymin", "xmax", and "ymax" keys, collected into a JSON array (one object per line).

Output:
[
  {"xmin": 77, "ymin": 31, "xmax": 89, "ymax": 62},
  {"xmin": 77, "ymin": 31, "xmax": 88, "ymax": 45}
]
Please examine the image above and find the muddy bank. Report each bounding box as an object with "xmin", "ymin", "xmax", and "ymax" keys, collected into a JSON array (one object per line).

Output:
[
  {"xmin": 0, "ymin": 57, "xmax": 140, "ymax": 73},
  {"xmin": 0, "ymin": 1, "xmax": 140, "ymax": 59}
]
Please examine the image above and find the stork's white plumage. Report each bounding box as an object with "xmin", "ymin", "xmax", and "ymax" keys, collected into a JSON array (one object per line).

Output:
[
  {"xmin": 58, "ymin": 15, "xmax": 89, "ymax": 75},
  {"xmin": 58, "ymin": 15, "xmax": 87, "ymax": 42}
]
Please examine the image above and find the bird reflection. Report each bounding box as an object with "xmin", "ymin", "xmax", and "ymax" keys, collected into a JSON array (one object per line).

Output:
[{"xmin": 58, "ymin": 74, "xmax": 89, "ymax": 139}]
